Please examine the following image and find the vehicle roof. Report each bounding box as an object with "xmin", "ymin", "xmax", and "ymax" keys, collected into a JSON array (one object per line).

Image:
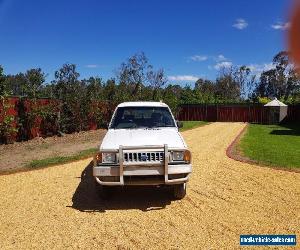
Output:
[{"xmin": 117, "ymin": 101, "xmax": 169, "ymax": 108}]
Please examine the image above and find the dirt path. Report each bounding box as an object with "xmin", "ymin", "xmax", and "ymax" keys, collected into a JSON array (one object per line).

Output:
[
  {"xmin": 0, "ymin": 123, "xmax": 299, "ymax": 249},
  {"xmin": 0, "ymin": 129, "xmax": 106, "ymax": 172}
]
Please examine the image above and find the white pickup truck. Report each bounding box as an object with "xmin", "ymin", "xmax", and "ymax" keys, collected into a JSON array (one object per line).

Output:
[{"xmin": 93, "ymin": 101, "xmax": 192, "ymax": 199}]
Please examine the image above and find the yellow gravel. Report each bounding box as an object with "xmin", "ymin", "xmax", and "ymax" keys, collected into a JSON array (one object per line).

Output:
[{"xmin": 0, "ymin": 122, "xmax": 299, "ymax": 249}]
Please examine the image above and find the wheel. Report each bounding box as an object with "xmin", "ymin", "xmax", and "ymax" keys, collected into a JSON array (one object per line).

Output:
[{"xmin": 173, "ymin": 183, "xmax": 187, "ymax": 199}]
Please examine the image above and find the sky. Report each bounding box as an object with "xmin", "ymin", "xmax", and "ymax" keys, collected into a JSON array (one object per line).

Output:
[{"xmin": 0, "ymin": 0, "xmax": 294, "ymax": 85}]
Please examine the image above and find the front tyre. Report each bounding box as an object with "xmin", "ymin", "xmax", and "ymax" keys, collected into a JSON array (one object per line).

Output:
[{"xmin": 173, "ymin": 183, "xmax": 187, "ymax": 199}]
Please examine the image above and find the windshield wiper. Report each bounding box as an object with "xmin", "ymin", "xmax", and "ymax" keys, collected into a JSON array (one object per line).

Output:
[{"xmin": 150, "ymin": 125, "xmax": 175, "ymax": 128}]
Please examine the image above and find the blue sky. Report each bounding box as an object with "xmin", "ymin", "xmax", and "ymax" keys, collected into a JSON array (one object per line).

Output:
[{"xmin": 0, "ymin": 0, "xmax": 293, "ymax": 84}]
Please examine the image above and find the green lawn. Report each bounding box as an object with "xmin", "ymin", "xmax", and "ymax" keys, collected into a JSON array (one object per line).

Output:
[
  {"xmin": 239, "ymin": 123, "xmax": 300, "ymax": 169},
  {"xmin": 26, "ymin": 148, "xmax": 98, "ymax": 168},
  {"xmin": 180, "ymin": 121, "xmax": 209, "ymax": 132}
]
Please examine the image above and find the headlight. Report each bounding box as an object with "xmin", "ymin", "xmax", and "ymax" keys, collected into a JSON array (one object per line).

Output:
[
  {"xmin": 94, "ymin": 152, "xmax": 117, "ymax": 165},
  {"xmin": 172, "ymin": 151, "xmax": 184, "ymax": 161},
  {"xmin": 171, "ymin": 150, "xmax": 191, "ymax": 163},
  {"xmin": 102, "ymin": 152, "xmax": 117, "ymax": 163}
]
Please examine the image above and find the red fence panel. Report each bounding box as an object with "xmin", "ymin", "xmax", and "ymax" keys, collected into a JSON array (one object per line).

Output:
[
  {"xmin": 287, "ymin": 105, "xmax": 300, "ymax": 122},
  {"xmin": 206, "ymin": 106, "xmax": 217, "ymax": 121},
  {"xmin": 22, "ymin": 98, "xmax": 61, "ymax": 139},
  {"xmin": 0, "ymin": 97, "xmax": 117, "ymax": 143},
  {"xmin": 218, "ymin": 107, "xmax": 232, "ymax": 122},
  {"xmin": 177, "ymin": 104, "xmax": 298, "ymax": 124}
]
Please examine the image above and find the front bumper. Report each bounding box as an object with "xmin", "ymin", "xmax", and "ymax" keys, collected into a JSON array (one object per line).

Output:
[
  {"xmin": 93, "ymin": 164, "xmax": 192, "ymax": 186},
  {"xmin": 93, "ymin": 144, "xmax": 192, "ymax": 186}
]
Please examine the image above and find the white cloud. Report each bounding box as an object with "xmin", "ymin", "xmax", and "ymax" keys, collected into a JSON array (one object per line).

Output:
[
  {"xmin": 271, "ymin": 22, "xmax": 290, "ymax": 30},
  {"xmin": 246, "ymin": 63, "xmax": 275, "ymax": 77},
  {"xmin": 188, "ymin": 54, "xmax": 229, "ymax": 64},
  {"xmin": 232, "ymin": 18, "xmax": 248, "ymax": 30},
  {"xmin": 168, "ymin": 75, "xmax": 199, "ymax": 82},
  {"xmin": 85, "ymin": 64, "xmax": 99, "ymax": 68},
  {"xmin": 214, "ymin": 61, "xmax": 233, "ymax": 70},
  {"xmin": 247, "ymin": 63, "xmax": 275, "ymax": 73},
  {"xmin": 189, "ymin": 55, "xmax": 208, "ymax": 62},
  {"xmin": 215, "ymin": 54, "xmax": 227, "ymax": 62}
]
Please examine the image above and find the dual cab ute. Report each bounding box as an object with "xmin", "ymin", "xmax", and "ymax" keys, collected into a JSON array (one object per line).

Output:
[{"xmin": 93, "ymin": 102, "xmax": 192, "ymax": 199}]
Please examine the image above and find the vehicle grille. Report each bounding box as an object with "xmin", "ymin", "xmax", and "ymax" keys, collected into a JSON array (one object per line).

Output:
[{"xmin": 123, "ymin": 151, "xmax": 164, "ymax": 163}]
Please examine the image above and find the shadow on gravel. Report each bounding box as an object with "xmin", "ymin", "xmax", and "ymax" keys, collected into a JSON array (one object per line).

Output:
[{"xmin": 69, "ymin": 162, "xmax": 174, "ymax": 212}]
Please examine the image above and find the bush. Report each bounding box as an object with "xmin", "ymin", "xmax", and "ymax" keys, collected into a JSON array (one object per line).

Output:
[{"xmin": 0, "ymin": 96, "xmax": 18, "ymax": 143}]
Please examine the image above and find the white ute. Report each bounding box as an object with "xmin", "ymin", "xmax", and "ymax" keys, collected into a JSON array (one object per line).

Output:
[{"xmin": 93, "ymin": 101, "xmax": 192, "ymax": 199}]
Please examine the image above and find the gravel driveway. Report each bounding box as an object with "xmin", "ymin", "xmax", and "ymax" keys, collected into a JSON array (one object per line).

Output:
[{"xmin": 0, "ymin": 122, "xmax": 299, "ymax": 249}]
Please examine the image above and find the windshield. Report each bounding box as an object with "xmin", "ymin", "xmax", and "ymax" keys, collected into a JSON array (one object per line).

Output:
[{"xmin": 110, "ymin": 106, "xmax": 176, "ymax": 129}]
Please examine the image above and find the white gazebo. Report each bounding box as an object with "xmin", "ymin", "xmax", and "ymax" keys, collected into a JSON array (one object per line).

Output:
[{"xmin": 264, "ymin": 98, "xmax": 288, "ymax": 123}]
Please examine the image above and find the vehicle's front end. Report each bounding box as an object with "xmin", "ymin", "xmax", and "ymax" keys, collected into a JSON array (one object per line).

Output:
[{"xmin": 93, "ymin": 102, "xmax": 192, "ymax": 199}]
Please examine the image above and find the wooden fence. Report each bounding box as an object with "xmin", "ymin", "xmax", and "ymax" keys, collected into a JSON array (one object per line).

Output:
[
  {"xmin": 287, "ymin": 105, "xmax": 300, "ymax": 122},
  {"xmin": 177, "ymin": 104, "xmax": 300, "ymax": 123},
  {"xmin": 0, "ymin": 97, "xmax": 115, "ymax": 143},
  {"xmin": 1, "ymin": 98, "xmax": 300, "ymax": 143}
]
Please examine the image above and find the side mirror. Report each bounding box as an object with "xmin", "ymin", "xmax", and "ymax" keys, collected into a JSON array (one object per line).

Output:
[{"xmin": 176, "ymin": 121, "xmax": 183, "ymax": 128}]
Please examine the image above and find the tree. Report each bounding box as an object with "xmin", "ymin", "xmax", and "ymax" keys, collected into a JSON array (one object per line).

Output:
[
  {"xmin": 117, "ymin": 52, "xmax": 149, "ymax": 100},
  {"xmin": 254, "ymin": 51, "xmax": 300, "ymax": 101},
  {"xmin": 234, "ymin": 65, "xmax": 256, "ymax": 99},
  {"xmin": 162, "ymin": 84, "xmax": 183, "ymax": 112},
  {"xmin": 3, "ymin": 73, "xmax": 27, "ymax": 96},
  {"xmin": 116, "ymin": 52, "xmax": 169, "ymax": 101},
  {"xmin": 179, "ymin": 85, "xmax": 200, "ymax": 104},
  {"xmin": 273, "ymin": 51, "xmax": 300, "ymax": 100},
  {"xmin": 83, "ymin": 77, "xmax": 105, "ymax": 128},
  {"xmin": 147, "ymin": 67, "xmax": 167, "ymax": 100},
  {"xmin": 103, "ymin": 79, "xmax": 117, "ymax": 101},
  {"xmin": 115, "ymin": 82, "xmax": 132, "ymax": 103},
  {"xmin": 138, "ymin": 85, "xmax": 152, "ymax": 101},
  {"xmin": 85, "ymin": 77, "xmax": 104, "ymax": 101},
  {"xmin": 0, "ymin": 66, "xmax": 18, "ymax": 143},
  {"xmin": 2, "ymin": 68, "xmax": 46, "ymax": 97},
  {"xmin": 54, "ymin": 63, "xmax": 87, "ymax": 132},
  {"xmin": 195, "ymin": 78, "xmax": 216, "ymax": 103},
  {"xmin": 215, "ymin": 67, "xmax": 241, "ymax": 102},
  {"xmin": 54, "ymin": 63, "xmax": 80, "ymax": 100},
  {"xmin": 24, "ymin": 68, "xmax": 46, "ymax": 99},
  {"xmin": 255, "ymin": 69, "xmax": 276, "ymax": 98},
  {"xmin": 0, "ymin": 65, "xmax": 6, "ymax": 96},
  {"xmin": 39, "ymin": 82, "xmax": 56, "ymax": 98}
]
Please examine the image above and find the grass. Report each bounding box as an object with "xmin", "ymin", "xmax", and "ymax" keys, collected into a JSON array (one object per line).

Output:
[
  {"xmin": 239, "ymin": 123, "xmax": 300, "ymax": 169},
  {"xmin": 180, "ymin": 121, "xmax": 209, "ymax": 132},
  {"xmin": 26, "ymin": 148, "xmax": 98, "ymax": 168}
]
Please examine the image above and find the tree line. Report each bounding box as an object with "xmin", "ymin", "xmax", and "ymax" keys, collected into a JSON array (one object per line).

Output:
[
  {"xmin": 1, "ymin": 51, "xmax": 300, "ymax": 106},
  {"xmin": 0, "ymin": 50, "xmax": 299, "ymax": 140}
]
